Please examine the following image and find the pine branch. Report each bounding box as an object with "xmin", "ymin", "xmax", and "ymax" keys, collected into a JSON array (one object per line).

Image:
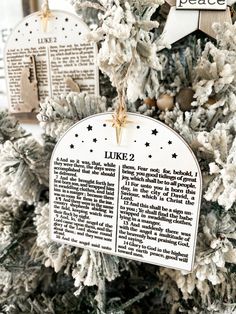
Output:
[
  {"xmin": 0, "ymin": 214, "xmax": 36, "ymax": 264},
  {"xmin": 107, "ymin": 284, "xmax": 159, "ymax": 313}
]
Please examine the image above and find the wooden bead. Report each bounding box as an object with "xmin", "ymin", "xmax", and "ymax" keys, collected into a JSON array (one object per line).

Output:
[
  {"xmin": 144, "ymin": 98, "xmax": 156, "ymax": 107},
  {"xmin": 176, "ymin": 88, "xmax": 194, "ymax": 112},
  {"xmin": 156, "ymin": 94, "xmax": 174, "ymax": 111},
  {"xmin": 205, "ymin": 97, "xmax": 217, "ymax": 107}
]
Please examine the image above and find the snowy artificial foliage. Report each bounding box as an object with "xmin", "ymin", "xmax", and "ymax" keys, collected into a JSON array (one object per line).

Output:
[
  {"xmin": 197, "ymin": 121, "xmax": 236, "ymax": 210},
  {"xmin": 72, "ymin": 250, "xmax": 120, "ymax": 290},
  {"xmin": 0, "ymin": 111, "xmax": 26, "ymax": 144},
  {"xmin": 0, "ymin": 194, "xmax": 22, "ymax": 252},
  {"xmin": 34, "ymin": 202, "xmax": 79, "ymax": 273},
  {"xmin": 1, "ymin": 2, "xmax": 236, "ymax": 313},
  {"xmin": 37, "ymin": 92, "xmax": 107, "ymax": 140},
  {"xmin": 161, "ymin": 211, "xmax": 236, "ymax": 298},
  {"xmin": 33, "ymin": 202, "xmax": 122, "ymax": 313},
  {"xmin": 71, "ymin": 0, "xmax": 166, "ymax": 102},
  {"xmin": 0, "ymin": 137, "xmax": 49, "ymax": 204},
  {"xmin": 155, "ymin": 24, "xmax": 236, "ymax": 314}
]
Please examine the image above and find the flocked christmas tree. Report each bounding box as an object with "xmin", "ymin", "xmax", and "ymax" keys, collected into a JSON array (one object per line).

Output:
[{"xmin": 0, "ymin": 1, "xmax": 236, "ymax": 313}]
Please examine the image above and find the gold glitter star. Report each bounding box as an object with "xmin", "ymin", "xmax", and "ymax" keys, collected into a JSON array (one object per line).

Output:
[
  {"xmin": 112, "ymin": 104, "xmax": 127, "ymax": 145},
  {"xmin": 39, "ymin": 2, "xmax": 53, "ymax": 32},
  {"xmin": 107, "ymin": 98, "xmax": 132, "ymax": 145}
]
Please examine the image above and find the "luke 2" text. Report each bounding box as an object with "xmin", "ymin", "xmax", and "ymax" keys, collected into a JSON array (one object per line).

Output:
[{"xmin": 105, "ymin": 151, "xmax": 135, "ymax": 161}]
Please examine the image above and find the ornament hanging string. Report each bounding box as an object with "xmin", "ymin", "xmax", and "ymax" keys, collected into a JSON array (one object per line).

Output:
[
  {"xmin": 39, "ymin": 0, "xmax": 52, "ymax": 32},
  {"xmin": 112, "ymin": 50, "xmax": 135, "ymax": 145},
  {"xmin": 112, "ymin": 91, "xmax": 127, "ymax": 145}
]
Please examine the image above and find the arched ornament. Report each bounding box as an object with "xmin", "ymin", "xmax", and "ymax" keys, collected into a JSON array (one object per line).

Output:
[
  {"xmin": 4, "ymin": 10, "xmax": 99, "ymax": 114},
  {"xmin": 50, "ymin": 113, "xmax": 202, "ymax": 271}
]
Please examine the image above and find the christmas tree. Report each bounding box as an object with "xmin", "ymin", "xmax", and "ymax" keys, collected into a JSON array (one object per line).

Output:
[{"xmin": 0, "ymin": 1, "xmax": 236, "ymax": 313}]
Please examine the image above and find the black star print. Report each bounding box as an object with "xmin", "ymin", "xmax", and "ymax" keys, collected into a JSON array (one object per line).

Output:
[
  {"xmin": 87, "ymin": 125, "xmax": 92, "ymax": 131},
  {"xmin": 145, "ymin": 142, "xmax": 150, "ymax": 147},
  {"xmin": 70, "ymin": 144, "xmax": 74, "ymax": 149},
  {"xmin": 65, "ymin": 18, "xmax": 69, "ymax": 22},
  {"xmin": 168, "ymin": 140, "xmax": 172, "ymax": 145},
  {"xmin": 90, "ymin": 149, "xmax": 93, "ymax": 153},
  {"xmin": 137, "ymin": 126, "xmax": 140, "ymax": 129},
  {"xmin": 148, "ymin": 155, "xmax": 152, "ymax": 158},
  {"xmin": 105, "ymin": 138, "xmax": 107, "ymax": 141},
  {"xmin": 103, "ymin": 124, "xmax": 106, "ymax": 127},
  {"xmin": 25, "ymin": 23, "xmax": 29, "ymax": 26},
  {"xmin": 75, "ymin": 134, "xmax": 78, "ymax": 137},
  {"xmin": 152, "ymin": 129, "xmax": 158, "ymax": 135},
  {"xmin": 172, "ymin": 153, "xmax": 177, "ymax": 158},
  {"xmin": 160, "ymin": 147, "xmax": 163, "ymax": 149},
  {"xmin": 93, "ymin": 138, "xmax": 97, "ymax": 143}
]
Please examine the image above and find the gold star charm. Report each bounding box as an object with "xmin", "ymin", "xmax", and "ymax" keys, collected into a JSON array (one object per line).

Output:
[
  {"xmin": 162, "ymin": 0, "xmax": 235, "ymax": 45},
  {"xmin": 39, "ymin": 2, "xmax": 53, "ymax": 32},
  {"xmin": 112, "ymin": 104, "xmax": 127, "ymax": 145}
]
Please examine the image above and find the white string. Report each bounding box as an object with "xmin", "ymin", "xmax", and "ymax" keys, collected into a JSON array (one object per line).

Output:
[{"xmin": 41, "ymin": 0, "xmax": 50, "ymax": 16}]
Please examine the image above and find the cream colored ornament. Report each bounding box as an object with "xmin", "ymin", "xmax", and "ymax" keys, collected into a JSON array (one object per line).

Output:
[
  {"xmin": 5, "ymin": 9, "xmax": 99, "ymax": 115},
  {"xmin": 156, "ymin": 94, "xmax": 175, "ymax": 111},
  {"xmin": 162, "ymin": 0, "xmax": 235, "ymax": 45},
  {"xmin": 50, "ymin": 112, "xmax": 202, "ymax": 272}
]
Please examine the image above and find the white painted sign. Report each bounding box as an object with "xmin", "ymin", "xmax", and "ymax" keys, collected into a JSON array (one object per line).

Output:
[
  {"xmin": 176, "ymin": 0, "xmax": 227, "ymax": 10},
  {"xmin": 50, "ymin": 113, "xmax": 202, "ymax": 272},
  {"xmin": 4, "ymin": 10, "xmax": 99, "ymax": 114}
]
